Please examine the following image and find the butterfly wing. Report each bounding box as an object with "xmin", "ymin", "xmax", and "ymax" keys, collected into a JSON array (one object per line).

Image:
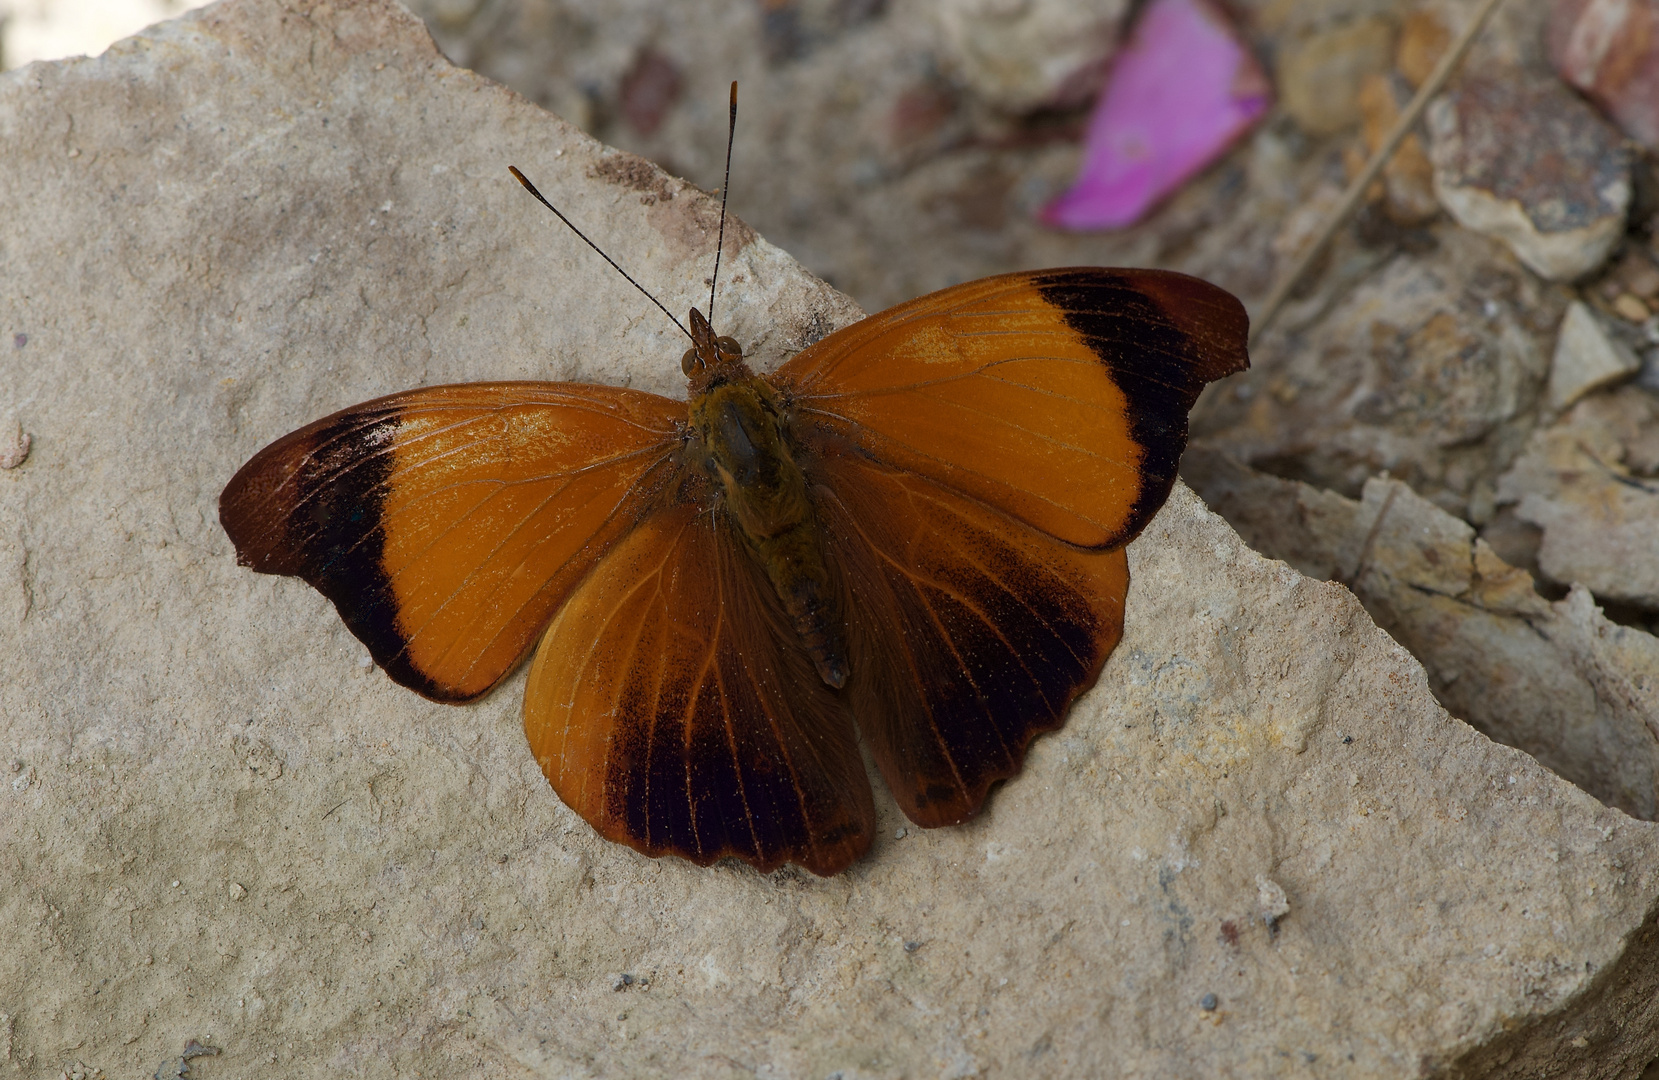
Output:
[
  {"xmin": 779, "ymin": 268, "xmax": 1247, "ymax": 826},
  {"xmin": 805, "ymin": 445, "xmax": 1130, "ymax": 826},
  {"xmin": 775, "ymin": 268, "xmax": 1248, "ymax": 550},
  {"xmin": 522, "ymin": 499, "xmax": 874, "ymax": 876},
  {"xmin": 220, "ymin": 382, "xmax": 684, "ymax": 702}
]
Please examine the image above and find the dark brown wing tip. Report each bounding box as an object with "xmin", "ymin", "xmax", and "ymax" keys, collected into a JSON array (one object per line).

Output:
[
  {"xmin": 219, "ymin": 433, "xmax": 312, "ymax": 576},
  {"xmin": 1120, "ymin": 268, "xmax": 1251, "ymax": 395}
]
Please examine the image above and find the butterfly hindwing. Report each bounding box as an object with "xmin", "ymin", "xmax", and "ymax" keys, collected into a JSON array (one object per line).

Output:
[
  {"xmin": 804, "ymin": 444, "xmax": 1131, "ymax": 827},
  {"xmin": 219, "ymin": 382, "xmax": 683, "ymax": 702},
  {"xmin": 775, "ymin": 268, "xmax": 1247, "ymax": 551},
  {"xmin": 522, "ymin": 499, "xmax": 875, "ymax": 876}
]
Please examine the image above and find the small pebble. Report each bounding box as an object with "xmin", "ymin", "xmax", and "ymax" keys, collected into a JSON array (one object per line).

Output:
[
  {"xmin": 894, "ymin": 827, "xmax": 907, "ymax": 839},
  {"xmin": 903, "ymin": 940, "xmax": 921, "ymax": 953},
  {"xmin": 1614, "ymin": 293, "xmax": 1650, "ymax": 322},
  {"xmin": 1200, "ymin": 992, "xmax": 1218, "ymax": 1011},
  {"xmin": 1619, "ymin": 253, "xmax": 1659, "ymax": 298},
  {"xmin": 0, "ymin": 423, "xmax": 29, "ymax": 470}
]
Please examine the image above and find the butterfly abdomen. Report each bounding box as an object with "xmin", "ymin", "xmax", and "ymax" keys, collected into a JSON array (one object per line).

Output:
[{"xmin": 687, "ymin": 377, "xmax": 849, "ymax": 689}]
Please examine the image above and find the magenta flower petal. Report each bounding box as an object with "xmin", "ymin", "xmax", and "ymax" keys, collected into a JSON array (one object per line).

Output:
[{"xmin": 1042, "ymin": 0, "xmax": 1272, "ymax": 231}]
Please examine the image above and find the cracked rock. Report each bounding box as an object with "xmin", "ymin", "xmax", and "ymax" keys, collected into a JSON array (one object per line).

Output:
[
  {"xmin": 1498, "ymin": 386, "xmax": 1659, "ymax": 610},
  {"xmin": 1186, "ymin": 447, "xmax": 1659, "ymax": 821}
]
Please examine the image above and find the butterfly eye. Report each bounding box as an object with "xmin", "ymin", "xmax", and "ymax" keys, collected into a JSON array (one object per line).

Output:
[
  {"xmin": 715, "ymin": 336, "xmax": 742, "ymax": 359},
  {"xmin": 681, "ymin": 349, "xmax": 702, "ymax": 376}
]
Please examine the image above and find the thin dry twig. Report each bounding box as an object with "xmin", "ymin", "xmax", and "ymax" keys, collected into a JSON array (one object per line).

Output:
[{"xmin": 1249, "ymin": 0, "xmax": 1508, "ymax": 347}]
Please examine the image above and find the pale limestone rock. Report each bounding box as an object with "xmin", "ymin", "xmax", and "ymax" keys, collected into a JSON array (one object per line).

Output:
[
  {"xmin": 1185, "ymin": 447, "xmax": 1659, "ymax": 820},
  {"xmin": 3, "ymin": 2, "xmax": 1659, "ymax": 1078},
  {"xmin": 1499, "ymin": 391, "xmax": 1659, "ymax": 610},
  {"xmin": 1549, "ymin": 301, "xmax": 1641, "ymax": 409}
]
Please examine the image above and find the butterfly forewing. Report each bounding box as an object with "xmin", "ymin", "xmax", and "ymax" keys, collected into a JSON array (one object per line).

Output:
[
  {"xmin": 774, "ymin": 268, "xmax": 1247, "ymax": 551},
  {"xmin": 522, "ymin": 500, "xmax": 875, "ymax": 876},
  {"xmin": 220, "ymin": 382, "xmax": 683, "ymax": 702}
]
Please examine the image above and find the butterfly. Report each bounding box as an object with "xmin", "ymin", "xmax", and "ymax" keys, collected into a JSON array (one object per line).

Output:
[{"xmin": 220, "ymin": 163, "xmax": 1247, "ymax": 877}]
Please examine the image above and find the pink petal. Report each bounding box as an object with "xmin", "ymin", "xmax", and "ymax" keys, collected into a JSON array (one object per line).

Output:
[{"xmin": 1042, "ymin": 0, "xmax": 1272, "ymax": 231}]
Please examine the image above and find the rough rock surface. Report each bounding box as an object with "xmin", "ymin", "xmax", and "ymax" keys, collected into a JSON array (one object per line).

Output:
[
  {"xmin": 1192, "ymin": 224, "xmax": 1564, "ymax": 522},
  {"xmin": 1186, "ymin": 446, "xmax": 1659, "ymax": 821},
  {"xmin": 4, "ymin": 3, "xmax": 1659, "ymax": 1079},
  {"xmin": 1498, "ymin": 388, "xmax": 1659, "ymax": 610},
  {"xmin": 1427, "ymin": 75, "xmax": 1631, "ymax": 282}
]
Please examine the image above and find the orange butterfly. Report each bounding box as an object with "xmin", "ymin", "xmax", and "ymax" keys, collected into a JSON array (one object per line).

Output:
[{"xmin": 221, "ymin": 173, "xmax": 1247, "ymax": 878}]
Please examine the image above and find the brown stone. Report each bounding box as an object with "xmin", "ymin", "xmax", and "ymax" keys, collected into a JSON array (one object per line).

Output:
[
  {"xmin": 1615, "ymin": 246, "xmax": 1659, "ymax": 299},
  {"xmin": 1428, "ymin": 75, "xmax": 1631, "ymax": 281}
]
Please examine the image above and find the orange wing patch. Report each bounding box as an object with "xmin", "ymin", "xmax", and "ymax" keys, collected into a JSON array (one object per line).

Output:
[
  {"xmin": 220, "ymin": 382, "xmax": 683, "ymax": 702},
  {"xmin": 776, "ymin": 268, "xmax": 1247, "ymax": 550},
  {"xmin": 523, "ymin": 501, "xmax": 874, "ymax": 875}
]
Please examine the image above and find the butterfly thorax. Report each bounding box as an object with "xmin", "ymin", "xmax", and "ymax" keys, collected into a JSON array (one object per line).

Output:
[{"xmin": 683, "ymin": 309, "xmax": 848, "ymax": 690}]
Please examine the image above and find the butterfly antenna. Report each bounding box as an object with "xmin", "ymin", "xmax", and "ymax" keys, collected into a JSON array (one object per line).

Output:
[
  {"xmin": 707, "ymin": 80, "xmax": 738, "ymax": 326},
  {"xmin": 507, "ymin": 165, "xmax": 692, "ymax": 341}
]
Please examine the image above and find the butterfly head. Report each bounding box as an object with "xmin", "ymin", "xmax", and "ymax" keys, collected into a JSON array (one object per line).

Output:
[{"xmin": 683, "ymin": 307, "xmax": 749, "ymax": 394}]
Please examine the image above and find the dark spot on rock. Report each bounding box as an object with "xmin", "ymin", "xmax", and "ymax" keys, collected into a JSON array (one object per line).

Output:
[{"xmin": 593, "ymin": 152, "xmax": 675, "ymax": 202}]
